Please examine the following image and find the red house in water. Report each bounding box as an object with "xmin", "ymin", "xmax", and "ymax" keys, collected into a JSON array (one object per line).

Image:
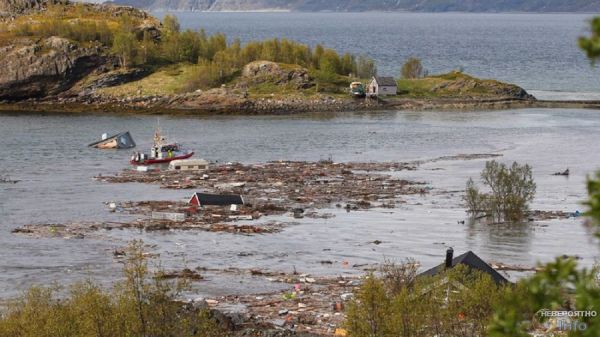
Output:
[{"xmin": 189, "ymin": 192, "xmax": 244, "ymax": 207}]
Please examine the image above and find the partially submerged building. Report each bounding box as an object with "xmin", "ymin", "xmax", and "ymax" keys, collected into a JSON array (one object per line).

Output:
[
  {"xmin": 189, "ymin": 192, "xmax": 244, "ymax": 207},
  {"xmin": 88, "ymin": 131, "xmax": 136, "ymax": 149},
  {"xmin": 168, "ymin": 159, "xmax": 209, "ymax": 171},
  {"xmin": 419, "ymin": 248, "xmax": 510, "ymax": 285}
]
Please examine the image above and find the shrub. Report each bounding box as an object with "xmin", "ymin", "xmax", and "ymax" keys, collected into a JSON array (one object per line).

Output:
[
  {"xmin": 465, "ymin": 160, "xmax": 536, "ymax": 223},
  {"xmin": 401, "ymin": 57, "xmax": 425, "ymax": 79},
  {"xmin": 345, "ymin": 275, "xmax": 394, "ymax": 337},
  {"xmin": 346, "ymin": 263, "xmax": 508, "ymax": 337},
  {"xmin": 0, "ymin": 241, "xmax": 225, "ymax": 337},
  {"xmin": 585, "ymin": 171, "xmax": 600, "ymax": 228},
  {"xmin": 13, "ymin": 19, "xmax": 113, "ymax": 45},
  {"xmin": 378, "ymin": 258, "xmax": 418, "ymax": 295},
  {"xmin": 112, "ymin": 31, "xmax": 138, "ymax": 68},
  {"xmin": 488, "ymin": 258, "xmax": 600, "ymax": 337},
  {"xmin": 579, "ymin": 17, "xmax": 600, "ymax": 63},
  {"xmin": 184, "ymin": 59, "xmax": 239, "ymax": 91},
  {"xmin": 356, "ymin": 55, "xmax": 377, "ymax": 79}
]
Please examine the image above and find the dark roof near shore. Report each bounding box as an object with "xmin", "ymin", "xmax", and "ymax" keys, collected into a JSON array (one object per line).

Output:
[
  {"xmin": 419, "ymin": 251, "xmax": 510, "ymax": 285},
  {"xmin": 191, "ymin": 193, "xmax": 244, "ymax": 206},
  {"xmin": 374, "ymin": 76, "xmax": 397, "ymax": 87}
]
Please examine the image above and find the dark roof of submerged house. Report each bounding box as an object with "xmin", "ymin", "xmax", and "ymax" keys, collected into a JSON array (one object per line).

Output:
[
  {"xmin": 419, "ymin": 250, "xmax": 510, "ymax": 285},
  {"xmin": 373, "ymin": 76, "xmax": 397, "ymax": 87},
  {"xmin": 190, "ymin": 192, "xmax": 244, "ymax": 206}
]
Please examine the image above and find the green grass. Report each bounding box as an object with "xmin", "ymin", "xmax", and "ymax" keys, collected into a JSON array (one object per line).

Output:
[
  {"xmin": 396, "ymin": 71, "xmax": 520, "ymax": 98},
  {"xmin": 232, "ymin": 64, "xmax": 354, "ymax": 99},
  {"xmin": 98, "ymin": 64, "xmax": 200, "ymax": 97}
]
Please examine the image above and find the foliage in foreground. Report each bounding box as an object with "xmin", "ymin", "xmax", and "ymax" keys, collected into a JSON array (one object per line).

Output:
[
  {"xmin": 488, "ymin": 257, "xmax": 600, "ymax": 337},
  {"xmin": 585, "ymin": 171, "xmax": 600, "ymax": 228},
  {"xmin": 465, "ymin": 160, "xmax": 536, "ymax": 223},
  {"xmin": 345, "ymin": 261, "xmax": 510, "ymax": 337},
  {"xmin": 0, "ymin": 241, "xmax": 225, "ymax": 337},
  {"xmin": 579, "ymin": 17, "xmax": 600, "ymax": 63}
]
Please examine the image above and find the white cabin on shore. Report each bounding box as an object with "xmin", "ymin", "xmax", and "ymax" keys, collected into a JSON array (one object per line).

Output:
[{"xmin": 368, "ymin": 76, "xmax": 398, "ymax": 96}]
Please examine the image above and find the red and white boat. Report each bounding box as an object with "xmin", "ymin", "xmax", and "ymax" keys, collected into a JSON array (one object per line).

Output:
[{"xmin": 130, "ymin": 126, "xmax": 194, "ymax": 166}]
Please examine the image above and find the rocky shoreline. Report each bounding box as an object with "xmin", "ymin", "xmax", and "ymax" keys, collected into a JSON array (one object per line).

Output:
[
  {"xmin": 1, "ymin": 94, "xmax": 599, "ymax": 115},
  {"xmin": 1, "ymin": 2, "xmax": 598, "ymax": 116}
]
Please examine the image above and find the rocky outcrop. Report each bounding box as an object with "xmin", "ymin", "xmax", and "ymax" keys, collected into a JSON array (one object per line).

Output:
[
  {"xmin": 431, "ymin": 76, "xmax": 533, "ymax": 99},
  {"xmin": 240, "ymin": 61, "xmax": 312, "ymax": 89},
  {"xmin": 0, "ymin": 37, "xmax": 107, "ymax": 100},
  {"xmin": 0, "ymin": 0, "xmax": 60, "ymax": 17},
  {"xmin": 88, "ymin": 68, "xmax": 149, "ymax": 89}
]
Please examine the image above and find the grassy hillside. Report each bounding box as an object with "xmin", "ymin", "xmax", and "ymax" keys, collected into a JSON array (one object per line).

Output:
[{"xmin": 397, "ymin": 71, "xmax": 530, "ymax": 99}]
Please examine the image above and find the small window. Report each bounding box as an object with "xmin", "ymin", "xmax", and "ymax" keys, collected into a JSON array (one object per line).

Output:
[{"xmin": 175, "ymin": 166, "xmax": 181, "ymax": 170}]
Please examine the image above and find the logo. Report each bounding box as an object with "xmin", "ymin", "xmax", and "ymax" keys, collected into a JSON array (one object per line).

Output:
[{"xmin": 535, "ymin": 309, "xmax": 596, "ymax": 332}]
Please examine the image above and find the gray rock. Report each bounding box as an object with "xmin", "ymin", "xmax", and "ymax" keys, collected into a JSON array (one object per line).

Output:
[
  {"xmin": 0, "ymin": 37, "xmax": 106, "ymax": 100},
  {"xmin": 84, "ymin": 68, "xmax": 150, "ymax": 90}
]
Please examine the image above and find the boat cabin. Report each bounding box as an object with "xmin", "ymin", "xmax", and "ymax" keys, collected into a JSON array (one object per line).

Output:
[
  {"xmin": 169, "ymin": 159, "xmax": 209, "ymax": 171},
  {"xmin": 189, "ymin": 192, "xmax": 244, "ymax": 207}
]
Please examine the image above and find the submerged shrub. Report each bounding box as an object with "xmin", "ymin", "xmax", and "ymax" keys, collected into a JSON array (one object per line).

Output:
[{"xmin": 465, "ymin": 160, "xmax": 536, "ymax": 223}]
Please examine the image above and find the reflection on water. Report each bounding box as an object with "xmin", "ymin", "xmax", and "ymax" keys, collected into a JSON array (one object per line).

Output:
[
  {"xmin": 0, "ymin": 109, "xmax": 599, "ymax": 298},
  {"xmin": 466, "ymin": 220, "xmax": 533, "ymax": 257}
]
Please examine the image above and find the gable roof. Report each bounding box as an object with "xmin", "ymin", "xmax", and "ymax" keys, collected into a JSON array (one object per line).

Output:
[
  {"xmin": 190, "ymin": 193, "xmax": 244, "ymax": 206},
  {"xmin": 373, "ymin": 76, "xmax": 397, "ymax": 87},
  {"xmin": 418, "ymin": 251, "xmax": 509, "ymax": 285}
]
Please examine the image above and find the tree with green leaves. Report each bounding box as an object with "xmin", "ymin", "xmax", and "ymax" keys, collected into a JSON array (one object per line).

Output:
[
  {"xmin": 579, "ymin": 17, "xmax": 600, "ymax": 63},
  {"xmin": 465, "ymin": 160, "xmax": 536, "ymax": 223},
  {"xmin": 401, "ymin": 57, "xmax": 425, "ymax": 79},
  {"xmin": 112, "ymin": 31, "xmax": 137, "ymax": 68},
  {"xmin": 356, "ymin": 55, "xmax": 377, "ymax": 79},
  {"xmin": 162, "ymin": 14, "xmax": 181, "ymax": 35}
]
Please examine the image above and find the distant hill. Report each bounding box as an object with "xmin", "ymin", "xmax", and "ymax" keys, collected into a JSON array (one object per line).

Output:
[{"xmin": 107, "ymin": 0, "xmax": 600, "ymax": 12}]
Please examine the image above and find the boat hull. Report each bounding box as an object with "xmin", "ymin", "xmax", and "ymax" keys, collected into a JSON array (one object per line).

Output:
[{"xmin": 130, "ymin": 152, "xmax": 194, "ymax": 166}]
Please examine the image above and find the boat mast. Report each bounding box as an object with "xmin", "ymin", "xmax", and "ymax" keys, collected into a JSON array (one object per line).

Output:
[{"xmin": 153, "ymin": 118, "xmax": 163, "ymax": 147}]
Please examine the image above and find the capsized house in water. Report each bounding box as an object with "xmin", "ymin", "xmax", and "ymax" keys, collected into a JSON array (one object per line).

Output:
[
  {"xmin": 188, "ymin": 192, "xmax": 245, "ymax": 207},
  {"xmin": 418, "ymin": 248, "xmax": 510, "ymax": 285},
  {"xmin": 88, "ymin": 131, "xmax": 136, "ymax": 149},
  {"xmin": 168, "ymin": 159, "xmax": 209, "ymax": 172}
]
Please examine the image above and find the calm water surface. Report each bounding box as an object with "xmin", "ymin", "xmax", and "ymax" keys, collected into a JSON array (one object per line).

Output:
[
  {"xmin": 160, "ymin": 12, "xmax": 600, "ymax": 98},
  {"xmin": 1, "ymin": 109, "xmax": 599, "ymax": 298}
]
